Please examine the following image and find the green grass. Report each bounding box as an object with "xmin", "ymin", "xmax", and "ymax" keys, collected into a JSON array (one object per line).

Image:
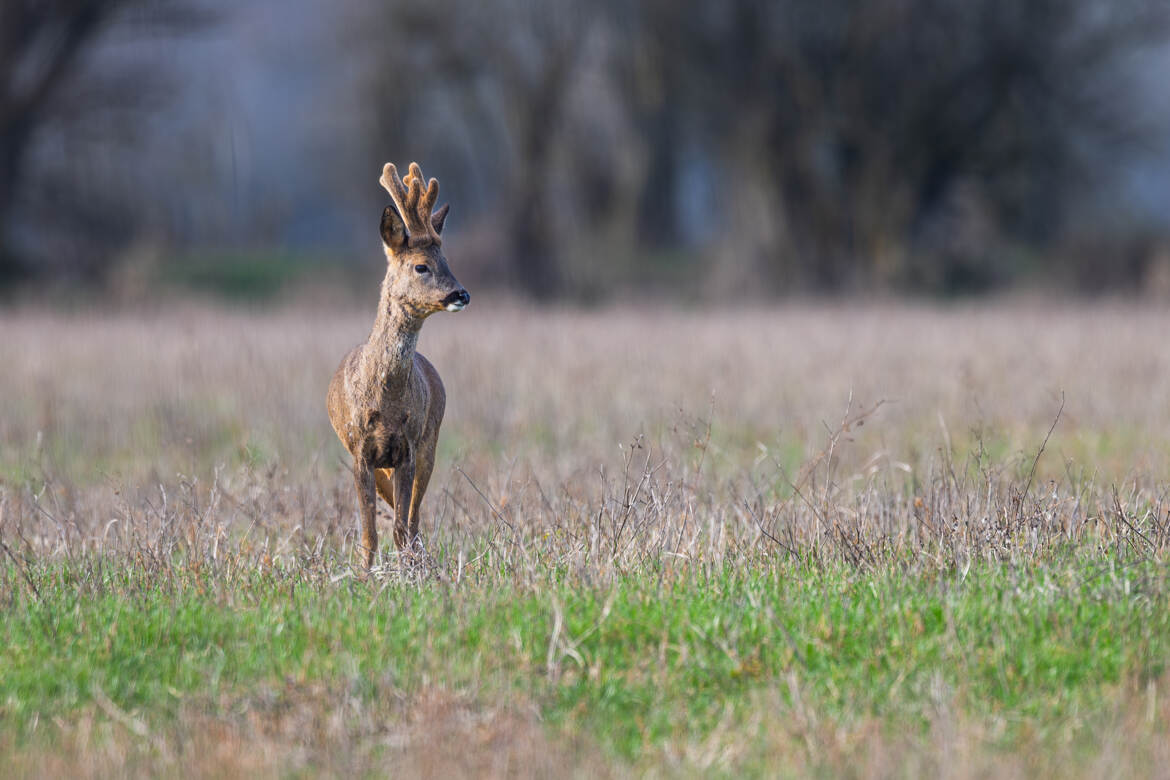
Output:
[{"xmin": 4, "ymin": 551, "xmax": 1168, "ymax": 770}]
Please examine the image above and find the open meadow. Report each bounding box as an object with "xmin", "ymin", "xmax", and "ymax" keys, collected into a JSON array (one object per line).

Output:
[{"xmin": 2, "ymin": 299, "xmax": 1170, "ymax": 776}]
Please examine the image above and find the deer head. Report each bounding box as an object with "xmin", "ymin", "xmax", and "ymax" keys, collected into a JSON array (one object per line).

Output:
[{"xmin": 378, "ymin": 162, "xmax": 469, "ymax": 316}]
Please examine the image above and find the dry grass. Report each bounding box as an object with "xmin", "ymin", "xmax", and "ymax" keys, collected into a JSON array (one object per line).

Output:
[
  {"xmin": 3, "ymin": 297, "xmax": 1170, "ymax": 776},
  {"xmin": 4, "ymin": 676, "xmax": 1168, "ymax": 779},
  {"xmin": 3, "ymin": 298, "xmax": 1169, "ymax": 568},
  {"xmin": 2, "ymin": 687, "xmax": 597, "ymax": 779}
]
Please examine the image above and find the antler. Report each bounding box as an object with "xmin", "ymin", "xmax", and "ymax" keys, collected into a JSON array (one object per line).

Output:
[{"xmin": 380, "ymin": 162, "xmax": 446, "ymax": 247}]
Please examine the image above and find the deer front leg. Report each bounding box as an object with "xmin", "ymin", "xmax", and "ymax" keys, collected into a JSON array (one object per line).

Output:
[
  {"xmin": 353, "ymin": 460, "xmax": 378, "ymax": 568},
  {"xmin": 407, "ymin": 446, "xmax": 436, "ymax": 545},
  {"xmin": 391, "ymin": 463, "xmax": 416, "ymax": 550}
]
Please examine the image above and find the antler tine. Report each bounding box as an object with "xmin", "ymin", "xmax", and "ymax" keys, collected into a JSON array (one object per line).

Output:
[
  {"xmin": 405, "ymin": 176, "xmax": 422, "ymax": 216},
  {"xmin": 421, "ymin": 178, "xmax": 439, "ymax": 215},
  {"xmin": 406, "ymin": 162, "xmax": 424, "ymax": 185},
  {"xmin": 380, "ymin": 163, "xmax": 408, "ymax": 203}
]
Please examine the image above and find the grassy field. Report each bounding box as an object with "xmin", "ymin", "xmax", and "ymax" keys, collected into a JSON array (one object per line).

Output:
[{"xmin": 2, "ymin": 298, "xmax": 1170, "ymax": 776}]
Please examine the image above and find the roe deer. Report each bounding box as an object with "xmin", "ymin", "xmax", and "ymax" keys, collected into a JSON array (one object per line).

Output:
[{"xmin": 327, "ymin": 162, "xmax": 469, "ymax": 568}]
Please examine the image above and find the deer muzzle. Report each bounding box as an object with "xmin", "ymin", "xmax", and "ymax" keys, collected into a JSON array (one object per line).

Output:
[{"xmin": 443, "ymin": 289, "xmax": 470, "ymax": 312}]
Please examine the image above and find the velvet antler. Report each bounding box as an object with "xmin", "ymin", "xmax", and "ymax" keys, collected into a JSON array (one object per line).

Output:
[{"xmin": 379, "ymin": 162, "xmax": 449, "ymax": 247}]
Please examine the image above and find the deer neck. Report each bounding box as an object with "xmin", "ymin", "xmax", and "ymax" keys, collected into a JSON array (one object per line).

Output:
[{"xmin": 362, "ymin": 284, "xmax": 423, "ymax": 394}]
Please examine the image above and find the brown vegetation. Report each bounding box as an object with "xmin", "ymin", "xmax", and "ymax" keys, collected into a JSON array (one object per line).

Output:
[{"xmin": 3, "ymin": 299, "xmax": 1170, "ymax": 569}]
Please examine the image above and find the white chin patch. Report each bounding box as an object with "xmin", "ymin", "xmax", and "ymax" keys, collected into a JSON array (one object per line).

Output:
[{"xmin": 446, "ymin": 302, "xmax": 466, "ymax": 312}]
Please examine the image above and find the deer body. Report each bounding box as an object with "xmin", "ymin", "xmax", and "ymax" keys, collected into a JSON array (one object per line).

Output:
[{"xmin": 327, "ymin": 162, "xmax": 468, "ymax": 567}]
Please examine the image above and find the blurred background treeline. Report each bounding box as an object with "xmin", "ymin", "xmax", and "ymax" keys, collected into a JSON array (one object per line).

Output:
[{"xmin": 2, "ymin": 0, "xmax": 1170, "ymax": 302}]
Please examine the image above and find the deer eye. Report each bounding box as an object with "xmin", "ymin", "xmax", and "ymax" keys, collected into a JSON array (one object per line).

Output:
[{"xmin": 414, "ymin": 264, "xmax": 430, "ymax": 274}]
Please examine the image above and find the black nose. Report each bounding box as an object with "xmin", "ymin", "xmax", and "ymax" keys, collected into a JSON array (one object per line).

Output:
[{"xmin": 442, "ymin": 289, "xmax": 470, "ymax": 308}]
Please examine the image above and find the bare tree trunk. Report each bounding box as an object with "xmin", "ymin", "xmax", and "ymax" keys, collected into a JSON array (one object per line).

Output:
[
  {"xmin": 0, "ymin": 119, "xmax": 32, "ymax": 282},
  {"xmin": 636, "ymin": 100, "xmax": 681, "ymax": 249},
  {"xmin": 505, "ymin": 52, "xmax": 577, "ymax": 299},
  {"xmin": 0, "ymin": 1, "xmax": 115, "ymax": 282},
  {"xmin": 509, "ymin": 130, "xmax": 562, "ymax": 298},
  {"xmin": 510, "ymin": 195, "xmax": 561, "ymax": 298}
]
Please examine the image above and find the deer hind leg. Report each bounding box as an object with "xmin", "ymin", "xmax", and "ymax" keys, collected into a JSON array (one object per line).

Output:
[
  {"xmin": 391, "ymin": 463, "xmax": 416, "ymax": 550},
  {"xmin": 375, "ymin": 468, "xmax": 396, "ymax": 510}
]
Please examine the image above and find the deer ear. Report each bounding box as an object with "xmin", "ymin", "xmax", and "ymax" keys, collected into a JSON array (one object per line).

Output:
[
  {"xmin": 380, "ymin": 204, "xmax": 408, "ymax": 248},
  {"xmin": 431, "ymin": 202, "xmax": 450, "ymax": 235}
]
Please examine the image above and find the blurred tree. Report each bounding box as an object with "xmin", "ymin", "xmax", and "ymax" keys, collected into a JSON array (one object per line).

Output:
[
  {"xmin": 0, "ymin": 0, "xmax": 209, "ymax": 284},
  {"xmin": 1, "ymin": 1, "xmax": 108, "ymax": 281},
  {"xmin": 347, "ymin": 0, "xmax": 634, "ymax": 297},
  {"xmin": 344, "ymin": 0, "xmax": 1168, "ymax": 297},
  {"xmin": 635, "ymin": 0, "xmax": 1170, "ymax": 293},
  {"xmin": 6, "ymin": 0, "xmax": 1162, "ymax": 296}
]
